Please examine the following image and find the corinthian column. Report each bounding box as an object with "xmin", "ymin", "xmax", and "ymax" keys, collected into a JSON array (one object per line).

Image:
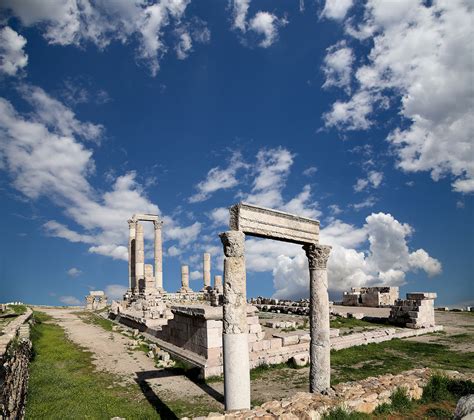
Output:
[
  {"xmin": 135, "ymin": 222, "xmax": 145, "ymax": 293},
  {"xmin": 154, "ymin": 220, "xmax": 164, "ymax": 292},
  {"xmin": 219, "ymin": 231, "xmax": 250, "ymax": 411},
  {"xmin": 303, "ymin": 243, "xmax": 332, "ymax": 393},
  {"xmin": 128, "ymin": 219, "xmax": 136, "ymax": 293}
]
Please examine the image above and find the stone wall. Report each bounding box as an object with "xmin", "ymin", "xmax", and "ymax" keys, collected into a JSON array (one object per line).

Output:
[
  {"xmin": 194, "ymin": 368, "xmax": 472, "ymax": 419},
  {"xmin": 390, "ymin": 292, "xmax": 436, "ymax": 328},
  {"xmin": 342, "ymin": 287, "xmax": 399, "ymax": 307},
  {"xmin": 0, "ymin": 308, "xmax": 32, "ymax": 419}
]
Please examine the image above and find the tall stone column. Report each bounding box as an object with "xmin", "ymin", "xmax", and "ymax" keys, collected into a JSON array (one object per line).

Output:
[
  {"xmin": 303, "ymin": 243, "xmax": 332, "ymax": 393},
  {"xmin": 203, "ymin": 253, "xmax": 211, "ymax": 291},
  {"xmin": 180, "ymin": 265, "xmax": 191, "ymax": 292},
  {"xmin": 128, "ymin": 219, "xmax": 136, "ymax": 293},
  {"xmin": 154, "ymin": 220, "xmax": 164, "ymax": 292},
  {"xmin": 219, "ymin": 231, "xmax": 250, "ymax": 411},
  {"xmin": 135, "ymin": 222, "xmax": 145, "ymax": 294}
]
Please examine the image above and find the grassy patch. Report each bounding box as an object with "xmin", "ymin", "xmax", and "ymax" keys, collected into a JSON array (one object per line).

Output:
[
  {"xmin": 331, "ymin": 338, "xmax": 474, "ymax": 384},
  {"xmin": 26, "ymin": 311, "xmax": 160, "ymax": 419},
  {"xmin": 330, "ymin": 316, "xmax": 387, "ymax": 329},
  {"xmin": 8, "ymin": 304, "xmax": 27, "ymax": 315},
  {"xmin": 250, "ymin": 362, "xmax": 290, "ymax": 380},
  {"xmin": 76, "ymin": 311, "xmax": 115, "ymax": 332},
  {"xmin": 323, "ymin": 406, "xmax": 370, "ymax": 420}
]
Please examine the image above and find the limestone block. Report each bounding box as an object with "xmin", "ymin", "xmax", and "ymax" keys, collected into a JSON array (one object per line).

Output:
[
  {"xmin": 270, "ymin": 338, "xmax": 283, "ymax": 350},
  {"xmin": 249, "ymin": 324, "xmax": 262, "ymax": 334},
  {"xmin": 406, "ymin": 292, "xmax": 437, "ymax": 300}
]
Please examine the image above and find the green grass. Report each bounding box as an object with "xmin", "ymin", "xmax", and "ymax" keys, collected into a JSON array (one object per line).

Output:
[
  {"xmin": 323, "ymin": 406, "xmax": 370, "ymax": 420},
  {"xmin": 26, "ymin": 311, "xmax": 160, "ymax": 419},
  {"xmin": 77, "ymin": 311, "xmax": 115, "ymax": 332},
  {"xmin": 330, "ymin": 316, "xmax": 387, "ymax": 329},
  {"xmin": 8, "ymin": 304, "xmax": 27, "ymax": 315},
  {"xmin": 331, "ymin": 338, "xmax": 474, "ymax": 384}
]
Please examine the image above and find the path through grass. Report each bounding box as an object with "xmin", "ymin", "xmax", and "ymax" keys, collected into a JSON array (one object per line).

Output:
[{"xmin": 26, "ymin": 312, "xmax": 160, "ymax": 419}]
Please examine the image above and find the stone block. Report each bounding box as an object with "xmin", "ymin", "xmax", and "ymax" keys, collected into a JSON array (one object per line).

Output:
[
  {"xmin": 406, "ymin": 292, "xmax": 437, "ymax": 300},
  {"xmin": 270, "ymin": 338, "xmax": 282, "ymax": 350}
]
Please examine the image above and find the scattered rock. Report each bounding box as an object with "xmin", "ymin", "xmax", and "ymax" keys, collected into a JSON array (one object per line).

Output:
[{"xmin": 454, "ymin": 394, "xmax": 474, "ymax": 420}]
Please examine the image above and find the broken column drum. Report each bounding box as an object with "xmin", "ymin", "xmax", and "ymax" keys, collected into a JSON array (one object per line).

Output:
[{"xmin": 180, "ymin": 265, "xmax": 190, "ymax": 292}]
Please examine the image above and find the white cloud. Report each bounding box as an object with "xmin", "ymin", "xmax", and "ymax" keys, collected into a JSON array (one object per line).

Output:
[
  {"xmin": 322, "ymin": 41, "xmax": 354, "ymax": 91},
  {"xmin": 321, "ymin": 0, "xmax": 354, "ymax": 21},
  {"xmin": 105, "ymin": 284, "xmax": 127, "ymax": 300},
  {"xmin": 328, "ymin": 204, "xmax": 342, "ymax": 215},
  {"xmin": 0, "ymin": 0, "xmax": 208, "ymax": 76},
  {"xmin": 230, "ymin": 0, "xmax": 287, "ymax": 48},
  {"xmin": 248, "ymin": 12, "xmax": 287, "ymax": 48},
  {"xmin": 0, "ymin": 87, "xmax": 200, "ymax": 261},
  {"xmin": 190, "ymin": 270, "xmax": 201, "ymax": 281},
  {"xmin": 353, "ymin": 170, "xmax": 383, "ymax": 192},
  {"xmin": 167, "ymin": 245, "xmax": 182, "ymax": 257},
  {"xmin": 271, "ymin": 212, "xmax": 441, "ymax": 299},
  {"xmin": 208, "ymin": 207, "xmax": 229, "ymax": 227},
  {"xmin": 351, "ymin": 196, "xmax": 376, "ymax": 211},
  {"xmin": 189, "ymin": 152, "xmax": 247, "ymax": 203},
  {"xmin": 0, "ymin": 26, "xmax": 28, "ymax": 76},
  {"xmin": 59, "ymin": 295, "xmax": 81, "ymax": 306},
  {"xmin": 303, "ymin": 166, "xmax": 317, "ymax": 177},
  {"xmin": 325, "ymin": 0, "xmax": 474, "ymax": 193},
  {"xmin": 67, "ymin": 267, "xmax": 82, "ymax": 277}
]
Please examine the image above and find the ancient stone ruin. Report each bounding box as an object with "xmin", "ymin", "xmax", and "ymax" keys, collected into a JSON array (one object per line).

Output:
[
  {"xmin": 85, "ymin": 291, "xmax": 107, "ymax": 310},
  {"xmin": 342, "ymin": 286, "xmax": 399, "ymax": 307},
  {"xmin": 389, "ymin": 292, "xmax": 437, "ymax": 328}
]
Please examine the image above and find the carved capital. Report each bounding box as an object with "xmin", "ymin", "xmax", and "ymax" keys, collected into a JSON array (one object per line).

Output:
[
  {"xmin": 303, "ymin": 243, "xmax": 331, "ymax": 270},
  {"xmin": 219, "ymin": 231, "xmax": 245, "ymax": 257},
  {"xmin": 127, "ymin": 219, "xmax": 136, "ymax": 229},
  {"xmin": 153, "ymin": 220, "xmax": 163, "ymax": 230}
]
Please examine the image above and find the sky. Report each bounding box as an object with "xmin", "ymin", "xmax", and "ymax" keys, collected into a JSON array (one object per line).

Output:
[{"xmin": 0, "ymin": 0, "xmax": 472, "ymax": 307}]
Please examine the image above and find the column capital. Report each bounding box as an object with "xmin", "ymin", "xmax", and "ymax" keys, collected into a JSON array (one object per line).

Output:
[
  {"xmin": 127, "ymin": 219, "xmax": 136, "ymax": 228},
  {"xmin": 303, "ymin": 243, "xmax": 331, "ymax": 270},
  {"xmin": 219, "ymin": 231, "xmax": 245, "ymax": 258},
  {"xmin": 153, "ymin": 220, "xmax": 163, "ymax": 230}
]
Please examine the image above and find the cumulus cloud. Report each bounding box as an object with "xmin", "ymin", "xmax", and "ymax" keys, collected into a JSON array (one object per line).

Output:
[
  {"xmin": 59, "ymin": 295, "xmax": 81, "ymax": 305},
  {"xmin": 189, "ymin": 152, "xmax": 247, "ymax": 203},
  {"xmin": 67, "ymin": 267, "xmax": 82, "ymax": 277},
  {"xmin": 0, "ymin": 0, "xmax": 209, "ymax": 76},
  {"xmin": 322, "ymin": 41, "xmax": 354, "ymax": 91},
  {"xmin": 321, "ymin": 0, "xmax": 354, "ymax": 21},
  {"xmin": 271, "ymin": 212, "xmax": 441, "ymax": 299},
  {"xmin": 353, "ymin": 170, "xmax": 383, "ymax": 192},
  {"xmin": 190, "ymin": 270, "xmax": 201, "ymax": 280},
  {"xmin": 0, "ymin": 86, "xmax": 200, "ymax": 261},
  {"xmin": 0, "ymin": 26, "xmax": 28, "ymax": 76},
  {"xmin": 105, "ymin": 284, "xmax": 127, "ymax": 300},
  {"xmin": 230, "ymin": 0, "xmax": 287, "ymax": 48},
  {"xmin": 208, "ymin": 207, "xmax": 230, "ymax": 227},
  {"xmin": 324, "ymin": 0, "xmax": 474, "ymax": 193}
]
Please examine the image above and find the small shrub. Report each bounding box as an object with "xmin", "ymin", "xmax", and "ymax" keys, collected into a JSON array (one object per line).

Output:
[
  {"xmin": 446, "ymin": 378, "xmax": 474, "ymax": 398},
  {"xmin": 373, "ymin": 402, "xmax": 392, "ymax": 415},
  {"xmin": 425, "ymin": 407, "xmax": 452, "ymax": 418},
  {"xmin": 422, "ymin": 375, "xmax": 452, "ymax": 402},
  {"xmin": 323, "ymin": 406, "xmax": 370, "ymax": 420},
  {"xmin": 390, "ymin": 387, "xmax": 413, "ymax": 412}
]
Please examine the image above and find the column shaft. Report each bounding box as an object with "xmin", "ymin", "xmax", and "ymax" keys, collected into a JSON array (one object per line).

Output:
[
  {"xmin": 135, "ymin": 223, "xmax": 145, "ymax": 293},
  {"xmin": 303, "ymin": 243, "xmax": 331, "ymax": 393},
  {"xmin": 154, "ymin": 221, "xmax": 163, "ymax": 291},
  {"xmin": 203, "ymin": 253, "xmax": 211, "ymax": 290},
  {"xmin": 220, "ymin": 231, "xmax": 250, "ymax": 411},
  {"xmin": 128, "ymin": 220, "xmax": 136, "ymax": 292}
]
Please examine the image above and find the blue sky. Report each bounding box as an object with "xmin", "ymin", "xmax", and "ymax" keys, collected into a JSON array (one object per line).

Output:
[{"xmin": 0, "ymin": 0, "xmax": 472, "ymax": 307}]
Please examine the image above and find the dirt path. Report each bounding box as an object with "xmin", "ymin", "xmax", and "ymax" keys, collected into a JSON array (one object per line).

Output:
[{"xmin": 38, "ymin": 308, "xmax": 225, "ymax": 408}]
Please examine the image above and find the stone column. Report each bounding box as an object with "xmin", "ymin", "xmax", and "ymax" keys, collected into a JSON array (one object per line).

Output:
[
  {"xmin": 154, "ymin": 220, "xmax": 164, "ymax": 292},
  {"xmin": 303, "ymin": 243, "xmax": 332, "ymax": 393},
  {"xmin": 128, "ymin": 219, "xmax": 136, "ymax": 293},
  {"xmin": 180, "ymin": 265, "xmax": 190, "ymax": 292},
  {"xmin": 135, "ymin": 222, "xmax": 145, "ymax": 293},
  {"xmin": 219, "ymin": 231, "xmax": 250, "ymax": 411},
  {"xmin": 203, "ymin": 253, "xmax": 211, "ymax": 291},
  {"xmin": 214, "ymin": 275, "xmax": 223, "ymax": 294}
]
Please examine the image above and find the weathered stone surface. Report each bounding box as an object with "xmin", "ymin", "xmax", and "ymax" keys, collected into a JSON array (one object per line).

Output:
[
  {"xmin": 454, "ymin": 394, "xmax": 474, "ymax": 420},
  {"xmin": 203, "ymin": 253, "xmax": 211, "ymax": 290},
  {"xmin": 229, "ymin": 202, "xmax": 319, "ymax": 245}
]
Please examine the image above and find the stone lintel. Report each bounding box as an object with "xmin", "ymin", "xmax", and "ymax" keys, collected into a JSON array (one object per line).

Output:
[
  {"xmin": 229, "ymin": 202, "xmax": 320, "ymax": 245},
  {"xmin": 131, "ymin": 213, "xmax": 160, "ymax": 223}
]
